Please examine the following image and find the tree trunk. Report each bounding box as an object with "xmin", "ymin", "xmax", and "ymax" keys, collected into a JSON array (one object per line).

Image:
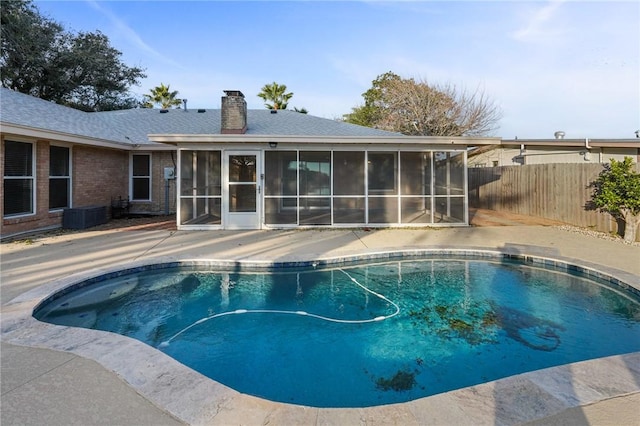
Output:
[{"xmin": 622, "ymin": 210, "xmax": 640, "ymax": 243}]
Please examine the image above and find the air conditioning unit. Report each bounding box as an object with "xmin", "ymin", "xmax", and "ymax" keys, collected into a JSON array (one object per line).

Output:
[
  {"xmin": 63, "ymin": 205, "xmax": 108, "ymax": 229},
  {"xmin": 164, "ymin": 167, "xmax": 176, "ymax": 180}
]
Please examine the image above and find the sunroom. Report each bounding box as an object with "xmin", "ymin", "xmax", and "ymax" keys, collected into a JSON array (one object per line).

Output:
[{"xmin": 148, "ymin": 136, "xmax": 473, "ymax": 230}]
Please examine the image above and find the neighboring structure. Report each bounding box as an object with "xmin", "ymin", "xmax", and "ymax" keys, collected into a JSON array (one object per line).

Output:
[
  {"xmin": 468, "ymin": 138, "xmax": 639, "ymax": 167},
  {"xmin": 1, "ymin": 88, "xmax": 498, "ymax": 237}
]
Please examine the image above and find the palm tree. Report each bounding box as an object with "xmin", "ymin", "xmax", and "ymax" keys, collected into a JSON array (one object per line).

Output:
[
  {"xmin": 257, "ymin": 82, "xmax": 293, "ymax": 110},
  {"xmin": 143, "ymin": 83, "xmax": 182, "ymax": 109}
]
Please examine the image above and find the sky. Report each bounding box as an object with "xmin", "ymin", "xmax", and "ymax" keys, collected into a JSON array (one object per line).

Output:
[{"xmin": 33, "ymin": 0, "xmax": 640, "ymax": 139}]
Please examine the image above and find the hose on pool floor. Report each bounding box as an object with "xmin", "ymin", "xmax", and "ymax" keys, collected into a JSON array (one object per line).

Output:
[{"xmin": 158, "ymin": 268, "xmax": 400, "ymax": 348}]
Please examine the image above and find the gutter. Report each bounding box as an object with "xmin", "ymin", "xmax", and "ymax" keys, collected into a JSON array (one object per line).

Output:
[
  {"xmin": 148, "ymin": 134, "xmax": 501, "ymax": 146},
  {"xmin": 1, "ymin": 122, "xmax": 168, "ymax": 151}
]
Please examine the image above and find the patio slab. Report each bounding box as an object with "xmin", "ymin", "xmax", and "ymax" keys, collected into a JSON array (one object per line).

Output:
[{"xmin": 1, "ymin": 225, "xmax": 639, "ymax": 425}]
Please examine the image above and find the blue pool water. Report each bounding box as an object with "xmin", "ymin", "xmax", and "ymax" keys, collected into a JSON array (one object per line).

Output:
[{"xmin": 34, "ymin": 258, "xmax": 640, "ymax": 408}]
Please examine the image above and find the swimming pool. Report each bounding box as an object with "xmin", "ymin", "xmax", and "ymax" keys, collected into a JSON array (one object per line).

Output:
[{"xmin": 34, "ymin": 255, "xmax": 640, "ymax": 408}]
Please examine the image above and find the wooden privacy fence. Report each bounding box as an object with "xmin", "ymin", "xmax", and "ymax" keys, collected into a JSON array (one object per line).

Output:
[{"xmin": 468, "ymin": 163, "xmax": 640, "ymax": 241}]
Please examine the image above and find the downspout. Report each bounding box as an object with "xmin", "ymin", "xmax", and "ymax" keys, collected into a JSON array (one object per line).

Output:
[{"xmin": 584, "ymin": 138, "xmax": 592, "ymax": 162}]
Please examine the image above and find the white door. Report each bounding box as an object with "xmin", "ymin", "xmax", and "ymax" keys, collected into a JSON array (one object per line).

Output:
[{"xmin": 224, "ymin": 151, "xmax": 261, "ymax": 229}]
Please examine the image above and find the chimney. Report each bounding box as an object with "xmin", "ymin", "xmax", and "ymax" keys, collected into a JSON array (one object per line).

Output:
[{"xmin": 221, "ymin": 90, "xmax": 247, "ymax": 134}]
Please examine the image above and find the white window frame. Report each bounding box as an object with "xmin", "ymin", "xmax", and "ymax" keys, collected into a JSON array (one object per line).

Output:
[
  {"xmin": 3, "ymin": 139, "xmax": 36, "ymax": 218},
  {"xmin": 263, "ymin": 147, "xmax": 467, "ymax": 228},
  {"xmin": 130, "ymin": 153, "xmax": 152, "ymax": 202}
]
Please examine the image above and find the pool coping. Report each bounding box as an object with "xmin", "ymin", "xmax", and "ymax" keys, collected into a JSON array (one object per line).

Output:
[{"xmin": 2, "ymin": 247, "xmax": 640, "ymax": 425}]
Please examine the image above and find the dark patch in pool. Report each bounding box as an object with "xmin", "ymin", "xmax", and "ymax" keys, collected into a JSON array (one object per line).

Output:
[
  {"xmin": 374, "ymin": 369, "xmax": 418, "ymax": 391},
  {"xmin": 180, "ymin": 274, "xmax": 201, "ymax": 294},
  {"xmin": 409, "ymin": 302, "xmax": 499, "ymax": 346},
  {"xmin": 492, "ymin": 304, "xmax": 564, "ymax": 352}
]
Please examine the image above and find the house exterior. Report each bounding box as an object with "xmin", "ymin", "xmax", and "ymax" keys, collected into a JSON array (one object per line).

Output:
[
  {"xmin": 468, "ymin": 138, "xmax": 639, "ymax": 167},
  {"xmin": 1, "ymin": 88, "xmax": 498, "ymax": 237}
]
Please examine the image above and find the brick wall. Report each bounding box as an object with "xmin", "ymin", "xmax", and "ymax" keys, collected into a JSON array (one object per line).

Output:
[
  {"xmin": 73, "ymin": 145, "xmax": 128, "ymax": 206},
  {"xmin": 1, "ymin": 140, "xmax": 64, "ymax": 236},
  {"xmin": 1, "ymin": 141, "xmax": 130, "ymax": 237},
  {"xmin": 131, "ymin": 151, "xmax": 177, "ymax": 214}
]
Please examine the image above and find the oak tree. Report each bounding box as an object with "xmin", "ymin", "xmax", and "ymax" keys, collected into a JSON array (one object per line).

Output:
[{"xmin": 1, "ymin": 0, "xmax": 145, "ymax": 111}]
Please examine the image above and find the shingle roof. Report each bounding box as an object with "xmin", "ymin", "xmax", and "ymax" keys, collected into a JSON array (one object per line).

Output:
[{"xmin": 0, "ymin": 88, "xmax": 399, "ymax": 147}]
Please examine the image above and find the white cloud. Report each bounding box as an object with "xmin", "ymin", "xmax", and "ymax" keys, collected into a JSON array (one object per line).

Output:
[
  {"xmin": 86, "ymin": 0, "xmax": 185, "ymax": 70},
  {"xmin": 511, "ymin": 0, "xmax": 567, "ymax": 43}
]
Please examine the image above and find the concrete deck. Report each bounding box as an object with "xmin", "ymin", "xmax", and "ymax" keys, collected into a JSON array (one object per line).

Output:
[{"xmin": 1, "ymin": 225, "xmax": 639, "ymax": 425}]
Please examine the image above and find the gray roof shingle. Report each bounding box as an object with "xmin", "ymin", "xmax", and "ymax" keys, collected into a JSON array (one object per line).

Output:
[{"xmin": 1, "ymin": 88, "xmax": 399, "ymax": 146}]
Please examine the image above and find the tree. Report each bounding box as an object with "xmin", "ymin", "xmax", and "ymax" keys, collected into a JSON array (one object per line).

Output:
[
  {"xmin": 1, "ymin": 0, "xmax": 145, "ymax": 111},
  {"xmin": 142, "ymin": 83, "xmax": 182, "ymax": 109},
  {"xmin": 589, "ymin": 157, "xmax": 640, "ymax": 243},
  {"xmin": 293, "ymin": 107, "xmax": 308, "ymax": 114},
  {"xmin": 343, "ymin": 71, "xmax": 502, "ymax": 136},
  {"xmin": 257, "ymin": 82, "xmax": 293, "ymax": 110},
  {"xmin": 343, "ymin": 71, "xmax": 399, "ymax": 127},
  {"xmin": 1, "ymin": 0, "xmax": 62, "ymax": 96},
  {"xmin": 61, "ymin": 31, "xmax": 146, "ymax": 111}
]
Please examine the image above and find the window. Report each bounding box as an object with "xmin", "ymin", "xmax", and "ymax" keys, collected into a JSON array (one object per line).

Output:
[
  {"xmin": 333, "ymin": 151, "xmax": 364, "ymax": 196},
  {"xmin": 3, "ymin": 140, "xmax": 34, "ymax": 217},
  {"xmin": 262, "ymin": 148, "xmax": 466, "ymax": 227},
  {"xmin": 131, "ymin": 154, "xmax": 151, "ymax": 201},
  {"xmin": 264, "ymin": 151, "xmax": 298, "ymax": 224},
  {"xmin": 49, "ymin": 145, "xmax": 70, "ymax": 210},
  {"xmin": 367, "ymin": 152, "xmax": 397, "ymax": 194},
  {"xmin": 179, "ymin": 150, "xmax": 221, "ymax": 225},
  {"xmin": 333, "ymin": 151, "xmax": 365, "ymax": 224}
]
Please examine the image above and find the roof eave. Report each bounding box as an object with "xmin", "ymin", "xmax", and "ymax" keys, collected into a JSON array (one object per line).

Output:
[
  {"xmin": 1, "ymin": 122, "xmax": 171, "ymax": 150},
  {"xmin": 148, "ymin": 134, "xmax": 501, "ymax": 145}
]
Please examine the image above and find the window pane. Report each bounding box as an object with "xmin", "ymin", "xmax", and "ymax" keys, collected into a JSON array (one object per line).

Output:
[
  {"xmin": 132, "ymin": 154, "xmax": 150, "ymax": 176},
  {"xmin": 265, "ymin": 151, "xmax": 297, "ymax": 196},
  {"xmin": 180, "ymin": 151, "xmax": 221, "ymax": 196},
  {"xmin": 3, "ymin": 179, "xmax": 33, "ymax": 215},
  {"xmin": 4, "ymin": 141, "xmax": 32, "ymax": 176},
  {"xmin": 334, "ymin": 197, "xmax": 365, "ymax": 224},
  {"xmin": 368, "ymin": 197, "xmax": 398, "ymax": 223},
  {"xmin": 450, "ymin": 151, "xmax": 465, "ymax": 195},
  {"xmin": 49, "ymin": 178, "xmax": 69, "ymax": 209},
  {"xmin": 435, "ymin": 197, "xmax": 465, "ymax": 223},
  {"xmin": 299, "ymin": 197, "xmax": 330, "ymax": 225},
  {"xmin": 180, "ymin": 198, "xmax": 221, "ymax": 225},
  {"xmin": 434, "ymin": 152, "xmax": 464, "ymax": 196},
  {"xmin": 265, "ymin": 198, "xmax": 297, "ymax": 224},
  {"xmin": 368, "ymin": 152, "xmax": 397, "ymax": 194},
  {"xmin": 333, "ymin": 151, "xmax": 364, "ymax": 195},
  {"xmin": 50, "ymin": 146, "xmax": 70, "ymax": 176},
  {"xmin": 300, "ymin": 151, "xmax": 330, "ymax": 196},
  {"xmin": 400, "ymin": 152, "xmax": 431, "ymax": 195},
  {"xmin": 229, "ymin": 184, "xmax": 256, "ymax": 212},
  {"xmin": 229, "ymin": 156, "xmax": 256, "ymax": 183},
  {"xmin": 401, "ymin": 197, "xmax": 432, "ymax": 224},
  {"xmin": 133, "ymin": 178, "xmax": 150, "ymax": 200}
]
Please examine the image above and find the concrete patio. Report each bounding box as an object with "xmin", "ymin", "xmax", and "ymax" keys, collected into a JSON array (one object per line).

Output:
[{"xmin": 1, "ymin": 224, "xmax": 639, "ymax": 425}]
